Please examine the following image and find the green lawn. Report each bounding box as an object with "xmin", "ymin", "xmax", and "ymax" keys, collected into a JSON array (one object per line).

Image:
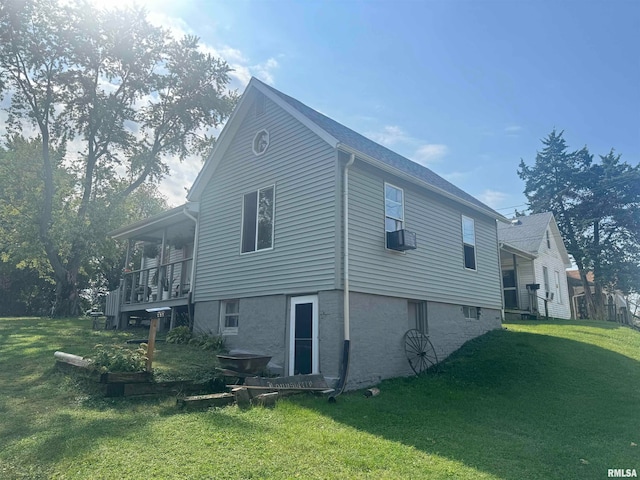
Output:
[{"xmin": 1, "ymin": 317, "xmax": 639, "ymax": 479}]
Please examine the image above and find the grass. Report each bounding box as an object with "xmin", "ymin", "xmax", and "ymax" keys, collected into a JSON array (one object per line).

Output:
[{"xmin": 1, "ymin": 317, "xmax": 639, "ymax": 479}]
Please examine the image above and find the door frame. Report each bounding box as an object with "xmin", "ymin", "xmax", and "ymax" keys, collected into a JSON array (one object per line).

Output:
[{"xmin": 288, "ymin": 295, "xmax": 319, "ymax": 376}]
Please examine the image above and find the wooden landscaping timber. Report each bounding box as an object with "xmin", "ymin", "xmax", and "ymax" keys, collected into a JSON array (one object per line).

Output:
[
  {"xmin": 243, "ymin": 373, "xmax": 333, "ymax": 394},
  {"xmin": 54, "ymin": 351, "xmax": 92, "ymax": 368},
  {"xmin": 177, "ymin": 393, "xmax": 235, "ymax": 409},
  {"xmin": 100, "ymin": 371, "xmax": 153, "ymax": 384},
  {"xmin": 232, "ymin": 387, "xmax": 251, "ymax": 408}
]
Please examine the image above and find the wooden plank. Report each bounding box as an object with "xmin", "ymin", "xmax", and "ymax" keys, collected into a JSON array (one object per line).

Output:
[
  {"xmin": 100, "ymin": 371, "xmax": 153, "ymax": 384},
  {"xmin": 244, "ymin": 373, "xmax": 330, "ymax": 391},
  {"xmin": 177, "ymin": 393, "xmax": 235, "ymax": 409},
  {"xmin": 233, "ymin": 387, "xmax": 251, "ymax": 408}
]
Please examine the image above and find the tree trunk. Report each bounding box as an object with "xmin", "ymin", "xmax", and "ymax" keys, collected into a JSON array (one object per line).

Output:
[
  {"xmin": 575, "ymin": 258, "xmax": 599, "ymax": 321},
  {"xmin": 53, "ymin": 269, "xmax": 81, "ymax": 317}
]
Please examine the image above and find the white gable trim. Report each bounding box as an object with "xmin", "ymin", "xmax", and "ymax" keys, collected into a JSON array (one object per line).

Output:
[
  {"xmin": 252, "ymin": 80, "xmax": 339, "ymax": 148},
  {"xmin": 188, "ymin": 78, "xmax": 339, "ymax": 202},
  {"xmin": 548, "ymin": 217, "xmax": 572, "ymax": 266}
]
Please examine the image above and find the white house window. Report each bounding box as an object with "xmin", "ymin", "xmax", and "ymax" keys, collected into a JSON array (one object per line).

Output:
[
  {"xmin": 241, "ymin": 186, "xmax": 275, "ymax": 253},
  {"xmin": 462, "ymin": 215, "xmax": 477, "ymax": 270},
  {"xmin": 463, "ymin": 306, "xmax": 480, "ymax": 319},
  {"xmin": 546, "ymin": 230, "xmax": 551, "ymax": 249},
  {"xmin": 554, "ymin": 270, "xmax": 562, "ymax": 304},
  {"xmin": 220, "ymin": 300, "xmax": 239, "ymax": 335},
  {"xmin": 385, "ymin": 183, "xmax": 404, "ymax": 242},
  {"xmin": 252, "ymin": 129, "xmax": 270, "ymax": 156}
]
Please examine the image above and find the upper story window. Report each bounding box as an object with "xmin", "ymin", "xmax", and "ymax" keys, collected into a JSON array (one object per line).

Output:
[
  {"xmin": 385, "ymin": 183, "xmax": 404, "ymax": 231},
  {"xmin": 461, "ymin": 215, "xmax": 477, "ymax": 270},
  {"xmin": 241, "ymin": 186, "xmax": 274, "ymax": 253},
  {"xmin": 546, "ymin": 230, "xmax": 551, "ymax": 249}
]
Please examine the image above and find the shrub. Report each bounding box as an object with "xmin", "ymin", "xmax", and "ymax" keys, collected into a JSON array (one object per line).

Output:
[
  {"xmin": 188, "ymin": 333, "xmax": 227, "ymax": 352},
  {"xmin": 90, "ymin": 343, "xmax": 148, "ymax": 373},
  {"xmin": 166, "ymin": 326, "xmax": 192, "ymax": 344}
]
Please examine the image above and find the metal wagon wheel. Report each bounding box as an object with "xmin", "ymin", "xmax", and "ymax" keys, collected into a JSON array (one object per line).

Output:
[{"xmin": 404, "ymin": 329, "xmax": 439, "ymax": 375}]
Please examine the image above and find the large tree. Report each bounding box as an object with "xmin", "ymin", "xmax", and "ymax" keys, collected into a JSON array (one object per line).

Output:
[
  {"xmin": 519, "ymin": 130, "xmax": 640, "ymax": 320},
  {"xmin": 0, "ymin": 0, "xmax": 236, "ymax": 315}
]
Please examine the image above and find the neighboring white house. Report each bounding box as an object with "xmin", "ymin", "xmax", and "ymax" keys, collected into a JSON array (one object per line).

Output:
[
  {"xmin": 108, "ymin": 77, "xmax": 508, "ymax": 390},
  {"xmin": 498, "ymin": 212, "xmax": 572, "ymax": 320}
]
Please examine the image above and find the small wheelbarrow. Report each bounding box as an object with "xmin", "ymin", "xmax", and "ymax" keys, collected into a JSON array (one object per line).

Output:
[{"xmin": 216, "ymin": 353, "xmax": 272, "ymax": 383}]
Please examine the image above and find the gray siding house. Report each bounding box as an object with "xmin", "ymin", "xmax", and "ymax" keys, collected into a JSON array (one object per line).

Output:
[{"xmin": 110, "ymin": 78, "xmax": 507, "ymax": 390}]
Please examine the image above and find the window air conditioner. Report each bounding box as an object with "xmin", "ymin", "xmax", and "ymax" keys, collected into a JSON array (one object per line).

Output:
[{"xmin": 386, "ymin": 229, "xmax": 417, "ymax": 251}]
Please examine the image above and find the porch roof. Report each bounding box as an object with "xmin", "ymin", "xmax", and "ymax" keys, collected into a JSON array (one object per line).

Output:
[
  {"xmin": 109, "ymin": 203, "xmax": 199, "ymax": 242},
  {"xmin": 500, "ymin": 242, "xmax": 537, "ymax": 260}
]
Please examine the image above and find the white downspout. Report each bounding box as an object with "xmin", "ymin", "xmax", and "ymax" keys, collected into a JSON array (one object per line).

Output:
[
  {"xmin": 330, "ymin": 152, "xmax": 355, "ymax": 401},
  {"xmin": 343, "ymin": 153, "xmax": 355, "ymax": 342}
]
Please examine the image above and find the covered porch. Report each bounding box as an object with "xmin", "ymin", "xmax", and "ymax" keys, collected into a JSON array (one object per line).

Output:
[
  {"xmin": 500, "ymin": 244, "xmax": 539, "ymax": 320},
  {"xmin": 106, "ymin": 203, "xmax": 199, "ymax": 330}
]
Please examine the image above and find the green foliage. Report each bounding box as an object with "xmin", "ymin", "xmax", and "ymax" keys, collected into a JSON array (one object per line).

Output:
[
  {"xmin": 0, "ymin": 0, "xmax": 236, "ymax": 316},
  {"xmin": 89, "ymin": 343, "xmax": 148, "ymax": 373},
  {"xmin": 165, "ymin": 326, "xmax": 193, "ymax": 344},
  {"xmin": 519, "ymin": 129, "xmax": 640, "ymax": 317},
  {"xmin": 188, "ymin": 333, "xmax": 227, "ymax": 352}
]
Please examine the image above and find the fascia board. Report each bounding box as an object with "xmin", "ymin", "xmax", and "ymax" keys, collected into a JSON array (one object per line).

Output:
[
  {"xmin": 252, "ymin": 81, "xmax": 339, "ymax": 149},
  {"xmin": 500, "ymin": 242, "xmax": 537, "ymax": 260},
  {"xmin": 109, "ymin": 205, "xmax": 192, "ymax": 240},
  {"xmin": 187, "ymin": 83, "xmax": 256, "ymax": 202}
]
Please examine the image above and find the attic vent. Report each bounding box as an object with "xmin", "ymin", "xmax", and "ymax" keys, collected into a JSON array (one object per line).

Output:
[
  {"xmin": 255, "ymin": 94, "xmax": 266, "ymax": 117},
  {"xmin": 252, "ymin": 129, "xmax": 270, "ymax": 156},
  {"xmin": 511, "ymin": 219, "xmax": 522, "ymax": 226}
]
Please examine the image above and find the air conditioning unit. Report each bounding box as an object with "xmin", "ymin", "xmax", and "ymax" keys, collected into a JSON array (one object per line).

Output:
[{"xmin": 386, "ymin": 229, "xmax": 417, "ymax": 251}]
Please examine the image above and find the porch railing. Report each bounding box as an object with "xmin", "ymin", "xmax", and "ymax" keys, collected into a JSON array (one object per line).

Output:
[{"xmin": 121, "ymin": 257, "xmax": 193, "ymax": 306}]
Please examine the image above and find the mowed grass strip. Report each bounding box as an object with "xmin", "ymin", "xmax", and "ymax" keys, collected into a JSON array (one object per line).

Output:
[{"xmin": 1, "ymin": 317, "xmax": 639, "ymax": 479}]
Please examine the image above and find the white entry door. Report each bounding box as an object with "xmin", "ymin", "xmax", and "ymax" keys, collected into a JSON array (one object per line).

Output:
[{"xmin": 289, "ymin": 295, "xmax": 319, "ymax": 376}]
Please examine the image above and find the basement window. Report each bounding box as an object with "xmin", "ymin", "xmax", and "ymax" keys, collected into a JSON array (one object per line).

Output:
[
  {"xmin": 463, "ymin": 306, "xmax": 481, "ymax": 320},
  {"xmin": 220, "ymin": 300, "xmax": 239, "ymax": 335}
]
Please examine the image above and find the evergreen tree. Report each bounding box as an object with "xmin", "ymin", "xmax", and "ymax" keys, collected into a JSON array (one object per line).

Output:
[{"xmin": 519, "ymin": 130, "xmax": 640, "ymax": 320}]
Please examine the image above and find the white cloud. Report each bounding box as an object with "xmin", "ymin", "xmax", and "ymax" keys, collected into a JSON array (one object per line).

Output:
[
  {"xmin": 478, "ymin": 189, "xmax": 509, "ymax": 209},
  {"xmin": 505, "ymin": 125, "xmax": 522, "ymax": 135},
  {"xmin": 366, "ymin": 125, "xmax": 449, "ymax": 167},
  {"xmin": 411, "ymin": 144, "xmax": 448, "ymax": 166}
]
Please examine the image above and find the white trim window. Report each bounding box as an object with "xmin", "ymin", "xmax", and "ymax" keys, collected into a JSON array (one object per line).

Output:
[
  {"xmin": 385, "ymin": 183, "xmax": 404, "ymax": 242},
  {"xmin": 461, "ymin": 215, "xmax": 477, "ymax": 270},
  {"xmin": 463, "ymin": 306, "xmax": 480, "ymax": 319},
  {"xmin": 241, "ymin": 185, "xmax": 275, "ymax": 253},
  {"xmin": 543, "ymin": 266, "xmax": 550, "ymax": 299},
  {"xmin": 220, "ymin": 300, "xmax": 239, "ymax": 335}
]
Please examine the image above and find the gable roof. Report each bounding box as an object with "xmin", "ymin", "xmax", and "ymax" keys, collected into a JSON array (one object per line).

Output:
[
  {"xmin": 498, "ymin": 212, "xmax": 571, "ymax": 265},
  {"xmin": 189, "ymin": 77, "xmax": 505, "ymax": 221}
]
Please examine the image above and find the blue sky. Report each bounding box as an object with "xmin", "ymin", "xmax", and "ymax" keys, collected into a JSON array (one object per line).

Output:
[{"xmin": 107, "ymin": 0, "xmax": 640, "ymax": 214}]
